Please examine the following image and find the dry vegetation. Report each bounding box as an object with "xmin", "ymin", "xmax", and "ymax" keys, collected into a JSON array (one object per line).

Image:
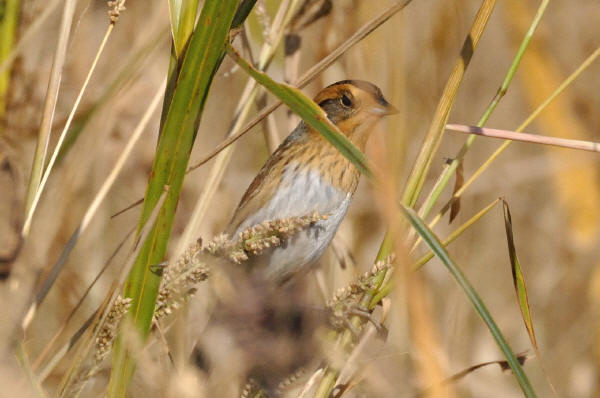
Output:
[{"xmin": 1, "ymin": 0, "xmax": 600, "ymax": 397}]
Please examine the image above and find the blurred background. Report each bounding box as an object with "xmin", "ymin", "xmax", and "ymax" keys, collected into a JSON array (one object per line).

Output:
[{"xmin": 1, "ymin": 0, "xmax": 600, "ymax": 396}]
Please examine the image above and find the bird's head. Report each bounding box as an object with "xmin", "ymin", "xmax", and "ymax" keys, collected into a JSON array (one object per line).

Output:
[{"xmin": 313, "ymin": 80, "xmax": 397, "ymax": 149}]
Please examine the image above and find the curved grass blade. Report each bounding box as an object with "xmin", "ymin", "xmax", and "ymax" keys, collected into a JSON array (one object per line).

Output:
[
  {"xmin": 400, "ymin": 204, "xmax": 536, "ymax": 397},
  {"xmin": 502, "ymin": 199, "xmax": 538, "ymax": 354},
  {"xmin": 107, "ymin": 1, "xmax": 239, "ymax": 396},
  {"xmin": 225, "ymin": 43, "xmax": 372, "ymax": 178}
]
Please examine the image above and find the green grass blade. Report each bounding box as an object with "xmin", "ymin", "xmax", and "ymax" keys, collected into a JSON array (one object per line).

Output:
[
  {"xmin": 107, "ymin": 1, "xmax": 239, "ymax": 396},
  {"xmin": 0, "ymin": 0, "xmax": 20, "ymax": 119},
  {"xmin": 226, "ymin": 43, "xmax": 372, "ymax": 178},
  {"xmin": 400, "ymin": 204, "xmax": 537, "ymax": 397}
]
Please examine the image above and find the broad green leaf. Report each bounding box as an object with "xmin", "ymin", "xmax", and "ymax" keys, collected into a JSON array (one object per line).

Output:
[
  {"xmin": 226, "ymin": 43, "xmax": 372, "ymax": 178},
  {"xmin": 108, "ymin": 1, "xmax": 240, "ymax": 396},
  {"xmin": 502, "ymin": 199, "xmax": 538, "ymax": 354},
  {"xmin": 400, "ymin": 203, "xmax": 536, "ymax": 398}
]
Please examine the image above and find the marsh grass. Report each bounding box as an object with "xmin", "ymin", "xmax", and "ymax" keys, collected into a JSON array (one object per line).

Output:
[{"xmin": 1, "ymin": 0, "xmax": 600, "ymax": 397}]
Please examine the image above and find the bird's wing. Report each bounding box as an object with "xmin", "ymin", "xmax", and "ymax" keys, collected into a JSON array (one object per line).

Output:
[
  {"xmin": 227, "ymin": 125, "xmax": 348, "ymax": 238},
  {"xmin": 228, "ymin": 163, "xmax": 349, "ymax": 238}
]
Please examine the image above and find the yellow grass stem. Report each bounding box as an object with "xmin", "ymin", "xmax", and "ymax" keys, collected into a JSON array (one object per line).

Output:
[
  {"xmin": 23, "ymin": 0, "xmax": 78, "ymax": 236},
  {"xmin": 22, "ymin": 24, "xmax": 115, "ymax": 237}
]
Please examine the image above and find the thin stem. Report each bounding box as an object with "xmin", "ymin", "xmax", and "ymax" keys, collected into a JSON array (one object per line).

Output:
[
  {"xmin": 446, "ymin": 124, "xmax": 600, "ymax": 153},
  {"xmin": 401, "ymin": 0, "xmax": 498, "ymax": 208},
  {"xmin": 417, "ymin": 0, "xmax": 550, "ymax": 221},
  {"xmin": 23, "ymin": 0, "xmax": 77, "ymax": 234},
  {"xmin": 427, "ymin": 44, "xmax": 600, "ymax": 232},
  {"xmin": 21, "ymin": 80, "xmax": 165, "ymax": 332},
  {"xmin": 22, "ymin": 24, "xmax": 115, "ymax": 237}
]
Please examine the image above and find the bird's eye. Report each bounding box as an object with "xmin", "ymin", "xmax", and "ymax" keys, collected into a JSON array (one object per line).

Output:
[{"xmin": 340, "ymin": 94, "xmax": 352, "ymax": 107}]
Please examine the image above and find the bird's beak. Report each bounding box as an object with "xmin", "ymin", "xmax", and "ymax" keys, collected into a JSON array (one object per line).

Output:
[{"xmin": 369, "ymin": 100, "xmax": 399, "ymax": 117}]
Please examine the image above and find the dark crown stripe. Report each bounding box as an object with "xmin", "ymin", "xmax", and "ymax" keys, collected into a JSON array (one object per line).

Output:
[{"xmin": 326, "ymin": 79, "xmax": 387, "ymax": 106}]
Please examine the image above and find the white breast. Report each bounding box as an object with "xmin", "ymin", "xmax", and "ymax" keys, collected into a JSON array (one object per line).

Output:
[{"xmin": 233, "ymin": 164, "xmax": 352, "ymax": 281}]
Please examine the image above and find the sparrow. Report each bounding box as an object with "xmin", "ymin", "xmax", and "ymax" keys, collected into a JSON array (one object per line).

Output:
[{"xmin": 227, "ymin": 80, "xmax": 397, "ymax": 282}]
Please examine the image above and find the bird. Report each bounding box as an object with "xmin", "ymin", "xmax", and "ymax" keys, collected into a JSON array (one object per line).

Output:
[{"xmin": 226, "ymin": 80, "xmax": 397, "ymax": 282}]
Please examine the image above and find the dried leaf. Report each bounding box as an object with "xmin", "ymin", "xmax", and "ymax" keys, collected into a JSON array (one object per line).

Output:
[
  {"xmin": 449, "ymin": 159, "xmax": 464, "ymax": 223},
  {"xmin": 502, "ymin": 199, "xmax": 538, "ymax": 354},
  {"xmin": 415, "ymin": 352, "xmax": 530, "ymax": 397}
]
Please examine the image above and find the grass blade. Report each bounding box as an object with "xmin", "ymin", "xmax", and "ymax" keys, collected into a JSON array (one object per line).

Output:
[
  {"xmin": 375, "ymin": 0, "xmax": 498, "ymax": 265},
  {"xmin": 502, "ymin": 199, "xmax": 538, "ymax": 354},
  {"xmin": 22, "ymin": 0, "xmax": 77, "ymax": 236},
  {"xmin": 107, "ymin": 1, "xmax": 239, "ymax": 396},
  {"xmin": 20, "ymin": 81, "xmax": 165, "ymax": 332},
  {"xmin": 22, "ymin": 23, "xmax": 115, "ymax": 237},
  {"xmin": 401, "ymin": 0, "xmax": 497, "ymax": 208},
  {"xmin": 0, "ymin": 0, "xmax": 20, "ymax": 118},
  {"xmin": 426, "ymin": 45, "xmax": 600, "ymax": 233},
  {"xmin": 226, "ymin": 43, "xmax": 372, "ymax": 177},
  {"xmin": 417, "ymin": 0, "xmax": 550, "ymax": 222},
  {"xmin": 168, "ymin": 0, "xmax": 198, "ymax": 57},
  {"xmin": 232, "ymin": 0, "xmax": 259, "ymax": 29},
  {"xmin": 400, "ymin": 204, "xmax": 536, "ymax": 397}
]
